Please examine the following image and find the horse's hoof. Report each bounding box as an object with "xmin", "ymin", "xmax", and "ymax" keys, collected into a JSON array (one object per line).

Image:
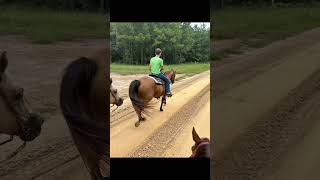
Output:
[
  {"xmin": 160, "ymin": 108, "xmax": 163, "ymax": 111},
  {"xmin": 135, "ymin": 121, "xmax": 140, "ymax": 127},
  {"xmin": 141, "ymin": 117, "xmax": 146, "ymax": 121}
]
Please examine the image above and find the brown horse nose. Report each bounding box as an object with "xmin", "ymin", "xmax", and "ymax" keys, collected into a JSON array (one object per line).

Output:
[{"xmin": 117, "ymin": 97, "xmax": 124, "ymax": 106}]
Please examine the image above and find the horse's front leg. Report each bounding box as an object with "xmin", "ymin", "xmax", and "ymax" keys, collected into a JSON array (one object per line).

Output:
[{"xmin": 160, "ymin": 97, "xmax": 166, "ymax": 111}]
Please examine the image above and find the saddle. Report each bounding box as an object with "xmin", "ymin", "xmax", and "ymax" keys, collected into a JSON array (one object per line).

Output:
[{"xmin": 148, "ymin": 74, "xmax": 164, "ymax": 85}]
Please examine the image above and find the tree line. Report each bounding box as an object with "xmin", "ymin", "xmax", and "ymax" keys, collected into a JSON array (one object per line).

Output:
[
  {"xmin": 0, "ymin": 0, "xmax": 107, "ymax": 12},
  {"xmin": 215, "ymin": 0, "xmax": 320, "ymax": 9},
  {"xmin": 111, "ymin": 23, "xmax": 209, "ymax": 65}
]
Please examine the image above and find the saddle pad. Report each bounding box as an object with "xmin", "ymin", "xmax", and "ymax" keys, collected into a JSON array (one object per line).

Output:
[{"xmin": 148, "ymin": 75, "xmax": 163, "ymax": 85}]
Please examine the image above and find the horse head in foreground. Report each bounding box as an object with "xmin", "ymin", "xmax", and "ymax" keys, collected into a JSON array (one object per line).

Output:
[
  {"xmin": 0, "ymin": 51, "xmax": 44, "ymax": 147},
  {"xmin": 129, "ymin": 69, "xmax": 176, "ymax": 127},
  {"xmin": 110, "ymin": 78, "xmax": 123, "ymax": 106},
  {"xmin": 190, "ymin": 127, "xmax": 210, "ymax": 158},
  {"xmin": 60, "ymin": 49, "xmax": 109, "ymax": 179}
]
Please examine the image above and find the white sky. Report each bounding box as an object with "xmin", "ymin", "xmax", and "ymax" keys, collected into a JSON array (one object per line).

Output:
[{"xmin": 190, "ymin": 22, "xmax": 210, "ymax": 29}]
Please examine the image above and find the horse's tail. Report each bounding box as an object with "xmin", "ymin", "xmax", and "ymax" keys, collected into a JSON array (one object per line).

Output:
[
  {"xmin": 60, "ymin": 57, "xmax": 108, "ymax": 179},
  {"xmin": 129, "ymin": 80, "xmax": 146, "ymax": 110}
]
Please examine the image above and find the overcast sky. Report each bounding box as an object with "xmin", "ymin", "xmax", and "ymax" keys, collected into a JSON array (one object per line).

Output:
[{"xmin": 190, "ymin": 22, "xmax": 210, "ymax": 29}]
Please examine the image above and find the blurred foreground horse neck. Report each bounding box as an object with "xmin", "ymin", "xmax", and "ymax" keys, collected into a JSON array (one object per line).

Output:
[
  {"xmin": 128, "ymin": 70, "xmax": 176, "ymax": 127},
  {"xmin": 191, "ymin": 127, "xmax": 210, "ymax": 158},
  {"xmin": 60, "ymin": 49, "xmax": 109, "ymax": 179},
  {"xmin": 0, "ymin": 51, "xmax": 44, "ymax": 159}
]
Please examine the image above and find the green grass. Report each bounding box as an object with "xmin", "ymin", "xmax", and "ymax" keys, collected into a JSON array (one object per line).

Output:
[
  {"xmin": 213, "ymin": 6, "xmax": 320, "ymax": 47},
  {"xmin": 110, "ymin": 63, "xmax": 210, "ymax": 75},
  {"xmin": 0, "ymin": 5, "xmax": 107, "ymax": 43}
]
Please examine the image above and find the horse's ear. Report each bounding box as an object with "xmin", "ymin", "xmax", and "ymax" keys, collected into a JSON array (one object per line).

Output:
[
  {"xmin": 192, "ymin": 127, "xmax": 201, "ymax": 143},
  {"xmin": 0, "ymin": 51, "xmax": 8, "ymax": 74}
]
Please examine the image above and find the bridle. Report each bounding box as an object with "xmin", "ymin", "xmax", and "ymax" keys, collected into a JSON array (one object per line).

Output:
[{"xmin": 191, "ymin": 140, "xmax": 210, "ymax": 158}]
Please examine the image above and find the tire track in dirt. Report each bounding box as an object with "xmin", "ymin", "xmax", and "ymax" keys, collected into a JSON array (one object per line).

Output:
[
  {"xmin": 110, "ymin": 71, "xmax": 209, "ymax": 128},
  {"xmin": 0, "ymin": 36, "xmax": 104, "ymax": 179},
  {"xmin": 212, "ymin": 28, "xmax": 320, "ymax": 180},
  {"xmin": 213, "ymin": 68, "xmax": 320, "ymax": 180},
  {"xmin": 129, "ymin": 84, "xmax": 210, "ymax": 157},
  {"xmin": 1, "ymin": 146, "xmax": 81, "ymax": 180},
  {"xmin": 213, "ymin": 28, "xmax": 320, "ymax": 96},
  {"xmin": 212, "ymin": 28, "xmax": 320, "ymax": 158},
  {"xmin": 110, "ymin": 71, "xmax": 210, "ymax": 157},
  {"xmin": 0, "ymin": 135, "xmax": 82, "ymax": 179}
]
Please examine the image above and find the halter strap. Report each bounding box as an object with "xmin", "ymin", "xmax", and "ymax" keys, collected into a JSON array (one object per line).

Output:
[{"xmin": 191, "ymin": 141, "xmax": 210, "ymax": 158}]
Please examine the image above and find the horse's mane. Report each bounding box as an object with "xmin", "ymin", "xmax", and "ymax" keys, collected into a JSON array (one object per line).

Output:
[{"xmin": 60, "ymin": 57, "xmax": 108, "ymax": 179}]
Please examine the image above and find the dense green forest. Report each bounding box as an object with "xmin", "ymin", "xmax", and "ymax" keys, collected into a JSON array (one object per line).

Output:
[
  {"xmin": 215, "ymin": 0, "xmax": 320, "ymax": 8},
  {"xmin": 110, "ymin": 23, "xmax": 209, "ymax": 65},
  {"xmin": 0, "ymin": 0, "xmax": 107, "ymax": 12}
]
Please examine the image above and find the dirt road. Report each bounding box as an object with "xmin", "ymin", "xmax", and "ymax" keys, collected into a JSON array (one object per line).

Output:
[
  {"xmin": 212, "ymin": 28, "xmax": 320, "ymax": 179},
  {"xmin": 0, "ymin": 36, "xmax": 106, "ymax": 179},
  {"xmin": 110, "ymin": 71, "xmax": 210, "ymax": 157}
]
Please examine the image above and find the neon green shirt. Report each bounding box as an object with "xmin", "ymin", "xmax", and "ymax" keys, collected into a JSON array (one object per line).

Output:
[{"xmin": 150, "ymin": 56, "xmax": 163, "ymax": 74}]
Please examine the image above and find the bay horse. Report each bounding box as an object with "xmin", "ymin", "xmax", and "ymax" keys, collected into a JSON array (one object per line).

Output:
[
  {"xmin": 128, "ymin": 70, "xmax": 176, "ymax": 127},
  {"xmin": 0, "ymin": 51, "xmax": 44, "ymax": 159},
  {"xmin": 110, "ymin": 78, "xmax": 123, "ymax": 106},
  {"xmin": 60, "ymin": 49, "xmax": 109, "ymax": 179},
  {"xmin": 190, "ymin": 127, "xmax": 210, "ymax": 158}
]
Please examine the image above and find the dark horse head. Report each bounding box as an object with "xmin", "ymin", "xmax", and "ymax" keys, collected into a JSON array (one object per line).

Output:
[
  {"xmin": 0, "ymin": 51, "xmax": 44, "ymax": 143},
  {"xmin": 190, "ymin": 127, "xmax": 210, "ymax": 158},
  {"xmin": 60, "ymin": 49, "xmax": 109, "ymax": 179}
]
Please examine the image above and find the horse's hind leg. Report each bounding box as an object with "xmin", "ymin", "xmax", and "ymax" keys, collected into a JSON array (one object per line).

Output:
[
  {"xmin": 160, "ymin": 96, "xmax": 166, "ymax": 111},
  {"xmin": 133, "ymin": 105, "xmax": 144, "ymax": 127}
]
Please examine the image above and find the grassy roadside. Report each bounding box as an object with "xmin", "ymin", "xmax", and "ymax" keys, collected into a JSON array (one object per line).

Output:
[
  {"xmin": 110, "ymin": 63, "xmax": 210, "ymax": 76},
  {"xmin": 212, "ymin": 6, "xmax": 320, "ymax": 60},
  {"xmin": 0, "ymin": 5, "xmax": 107, "ymax": 43}
]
